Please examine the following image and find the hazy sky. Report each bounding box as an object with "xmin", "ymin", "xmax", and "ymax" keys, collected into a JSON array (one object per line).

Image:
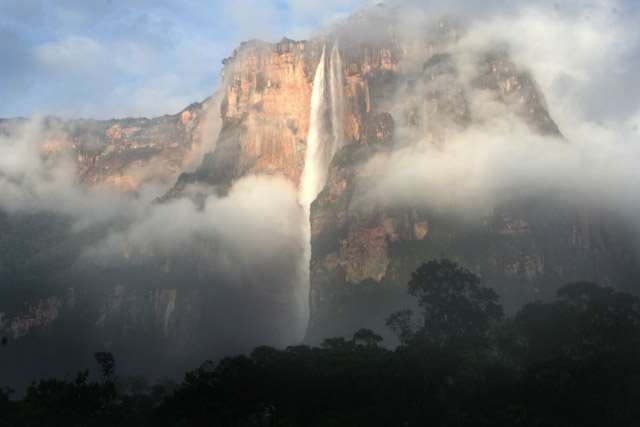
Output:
[
  {"xmin": 1, "ymin": 0, "xmax": 638, "ymax": 120},
  {"xmin": 0, "ymin": 0, "xmax": 364, "ymax": 119}
]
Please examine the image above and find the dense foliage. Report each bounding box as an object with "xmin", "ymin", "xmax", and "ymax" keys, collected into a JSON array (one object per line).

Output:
[{"xmin": 3, "ymin": 259, "xmax": 640, "ymax": 426}]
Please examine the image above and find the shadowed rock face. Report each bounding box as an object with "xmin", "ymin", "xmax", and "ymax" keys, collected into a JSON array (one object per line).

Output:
[
  {"xmin": 2, "ymin": 5, "xmax": 640, "ymax": 384},
  {"xmin": 301, "ymin": 15, "xmax": 639, "ymax": 342},
  {"xmin": 0, "ymin": 103, "xmax": 218, "ymax": 354}
]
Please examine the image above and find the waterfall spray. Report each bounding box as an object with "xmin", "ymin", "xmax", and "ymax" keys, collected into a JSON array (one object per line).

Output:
[
  {"xmin": 297, "ymin": 44, "xmax": 345, "ymax": 340},
  {"xmin": 299, "ymin": 47, "xmax": 328, "ymax": 211},
  {"xmin": 296, "ymin": 47, "xmax": 327, "ymax": 340}
]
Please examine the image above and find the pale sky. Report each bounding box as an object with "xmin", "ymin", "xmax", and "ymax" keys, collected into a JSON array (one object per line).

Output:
[
  {"xmin": 1, "ymin": 0, "xmax": 638, "ymax": 120},
  {"xmin": 0, "ymin": 0, "xmax": 364, "ymax": 119}
]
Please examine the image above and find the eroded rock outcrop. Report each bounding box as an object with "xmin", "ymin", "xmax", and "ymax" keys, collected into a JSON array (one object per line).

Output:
[{"xmin": 0, "ymin": 97, "xmax": 220, "ymax": 193}]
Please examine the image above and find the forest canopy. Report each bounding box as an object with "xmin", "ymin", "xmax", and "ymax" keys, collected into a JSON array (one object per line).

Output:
[{"xmin": 2, "ymin": 259, "xmax": 640, "ymax": 426}]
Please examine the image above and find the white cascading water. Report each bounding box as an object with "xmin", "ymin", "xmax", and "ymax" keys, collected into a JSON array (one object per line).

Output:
[
  {"xmin": 299, "ymin": 47, "xmax": 328, "ymax": 212},
  {"xmin": 297, "ymin": 45, "xmax": 344, "ymax": 340}
]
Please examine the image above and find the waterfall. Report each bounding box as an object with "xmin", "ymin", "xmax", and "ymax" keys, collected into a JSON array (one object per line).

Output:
[
  {"xmin": 297, "ymin": 45, "xmax": 344, "ymax": 340},
  {"xmin": 299, "ymin": 47, "xmax": 328, "ymax": 211}
]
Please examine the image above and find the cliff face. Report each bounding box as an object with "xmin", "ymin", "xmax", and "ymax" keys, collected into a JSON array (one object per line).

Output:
[
  {"xmin": 0, "ymin": 102, "xmax": 223, "ymax": 359},
  {"xmin": 167, "ymin": 39, "xmax": 316, "ymax": 196},
  {"xmin": 0, "ymin": 28, "xmax": 421, "ymax": 373},
  {"xmin": 220, "ymin": 39, "xmax": 312, "ymax": 184},
  {"xmin": 302, "ymin": 16, "xmax": 639, "ymax": 341},
  {"xmin": 155, "ymin": 11, "xmax": 639, "ymax": 342},
  {"xmin": 166, "ymin": 35, "xmax": 404, "ymax": 197},
  {"xmin": 0, "ymin": 98, "xmax": 219, "ymax": 192},
  {"xmin": 0, "ymin": 38, "xmax": 322, "ymax": 373},
  {"xmin": 2, "ymin": 5, "xmax": 640, "ymax": 383}
]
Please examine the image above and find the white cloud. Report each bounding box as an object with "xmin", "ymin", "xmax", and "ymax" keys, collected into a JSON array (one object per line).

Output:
[
  {"xmin": 362, "ymin": 118, "xmax": 640, "ymax": 221},
  {"xmin": 0, "ymin": 118, "xmax": 141, "ymax": 228},
  {"xmin": 0, "ymin": 117, "xmax": 309, "ymax": 343},
  {"xmin": 355, "ymin": 0, "xmax": 640, "ymax": 231},
  {"xmin": 35, "ymin": 36, "xmax": 107, "ymax": 72},
  {"xmin": 458, "ymin": 0, "xmax": 638, "ymax": 124}
]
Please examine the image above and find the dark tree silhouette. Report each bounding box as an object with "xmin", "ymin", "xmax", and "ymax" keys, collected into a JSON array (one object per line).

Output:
[
  {"xmin": 385, "ymin": 309, "xmax": 418, "ymax": 345},
  {"xmin": 95, "ymin": 352, "xmax": 116, "ymax": 381},
  {"xmin": 388, "ymin": 259, "xmax": 503, "ymax": 347},
  {"xmin": 4, "ymin": 262, "xmax": 640, "ymax": 426},
  {"xmin": 352, "ymin": 328, "xmax": 383, "ymax": 348}
]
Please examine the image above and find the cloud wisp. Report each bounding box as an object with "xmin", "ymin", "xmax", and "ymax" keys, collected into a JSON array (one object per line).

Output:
[
  {"xmin": 345, "ymin": 0, "xmax": 640, "ymax": 233},
  {"xmin": 0, "ymin": 117, "xmax": 308, "ymax": 352}
]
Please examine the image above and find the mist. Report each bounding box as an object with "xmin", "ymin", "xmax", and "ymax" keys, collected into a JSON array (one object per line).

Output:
[
  {"xmin": 339, "ymin": 0, "xmax": 640, "ymax": 234},
  {"xmin": 0, "ymin": 116, "xmax": 307, "ymax": 386},
  {"xmin": 2, "ymin": 0, "xmax": 640, "ymax": 390}
]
